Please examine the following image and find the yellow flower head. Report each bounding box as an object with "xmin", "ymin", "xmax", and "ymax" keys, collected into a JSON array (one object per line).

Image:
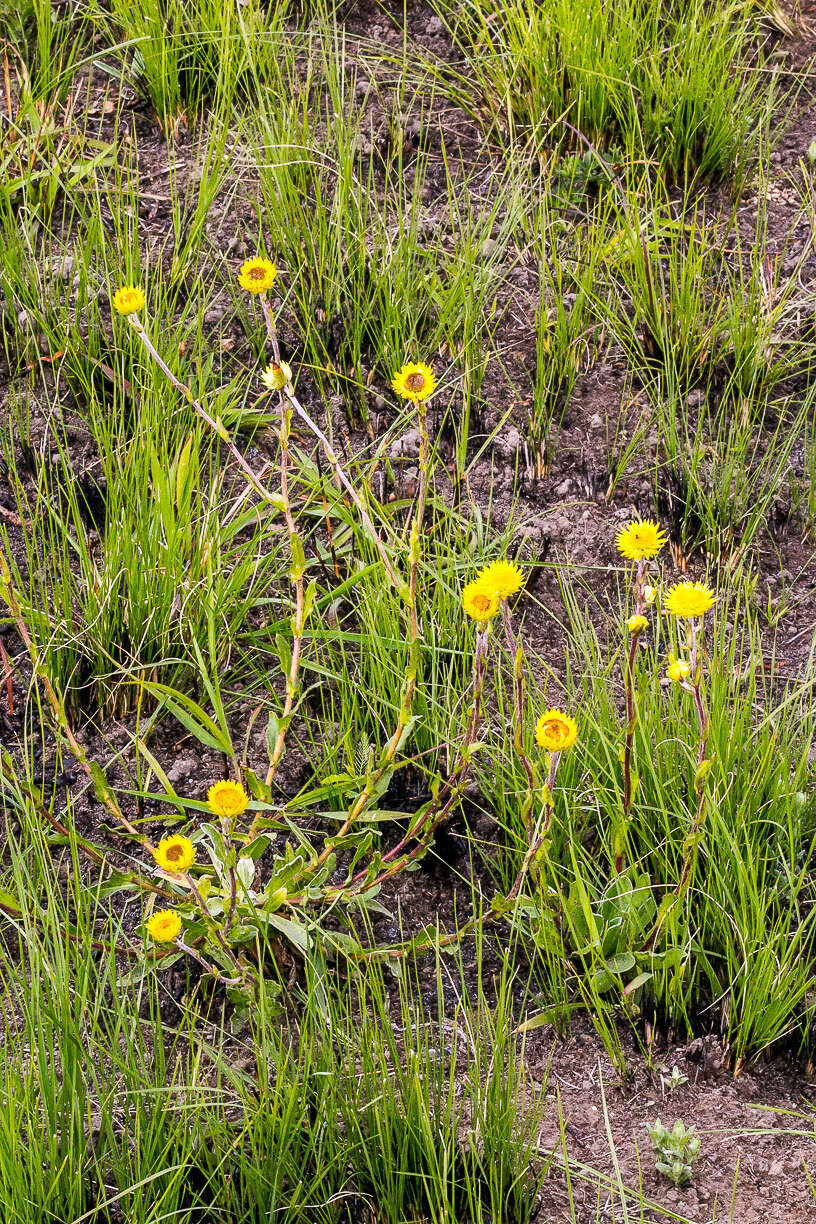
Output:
[
  {"xmin": 627, "ymin": 614, "xmax": 648, "ymax": 634},
  {"xmin": 535, "ymin": 709, "xmax": 578, "ymax": 753},
  {"xmin": 462, "ymin": 580, "xmax": 501, "ymax": 622},
  {"xmin": 643, "ymin": 585, "xmax": 657, "ymax": 605},
  {"xmin": 238, "ymin": 257, "xmax": 277, "ymax": 294},
  {"xmin": 391, "ymin": 362, "xmax": 436, "ymax": 403},
  {"xmin": 476, "ymin": 559, "xmax": 525, "ymax": 601},
  {"xmin": 666, "ymin": 658, "xmax": 691, "ymax": 683},
  {"xmin": 664, "ymin": 581, "xmax": 716, "ymax": 620},
  {"xmin": 261, "ymin": 360, "xmax": 292, "ymax": 391},
  {"xmin": 208, "ymin": 779, "xmax": 250, "ymax": 820},
  {"xmin": 146, "ymin": 909, "xmax": 182, "ymax": 943},
  {"xmin": 112, "ymin": 285, "xmax": 145, "ymax": 316},
  {"xmin": 153, "ymin": 834, "xmax": 196, "ymax": 874},
  {"xmin": 616, "ymin": 519, "xmax": 667, "ymax": 561}
]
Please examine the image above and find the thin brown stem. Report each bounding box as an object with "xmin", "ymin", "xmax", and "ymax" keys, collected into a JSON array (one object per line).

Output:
[
  {"xmin": 506, "ymin": 749, "xmax": 559, "ymax": 901},
  {"xmin": 258, "ymin": 297, "xmax": 404, "ymax": 593},
  {"xmin": 127, "ymin": 315, "xmax": 278, "ymax": 507},
  {"xmin": 0, "ymin": 557, "xmax": 152, "ymax": 848},
  {"xmin": 310, "ymin": 620, "xmax": 491, "ymax": 902}
]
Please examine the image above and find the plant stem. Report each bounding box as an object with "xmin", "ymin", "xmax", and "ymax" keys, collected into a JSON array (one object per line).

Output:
[
  {"xmin": 641, "ymin": 616, "xmax": 710, "ymax": 952},
  {"xmin": 314, "ymin": 620, "xmax": 491, "ymax": 901},
  {"xmin": 259, "ymin": 297, "xmax": 404, "ymax": 593},
  {"xmin": 264, "ymin": 391, "xmax": 306, "ymax": 789},
  {"xmin": 127, "ymin": 314, "xmax": 277, "ymax": 507},
  {"xmin": 506, "ymin": 749, "xmax": 559, "ymax": 901},
  {"xmin": 501, "ymin": 600, "xmax": 536, "ymax": 835},
  {"xmin": 620, "ymin": 557, "xmax": 646, "ymax": 872}
]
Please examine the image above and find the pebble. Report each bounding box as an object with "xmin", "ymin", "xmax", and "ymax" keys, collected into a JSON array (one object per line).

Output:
[
  {"xmin": 588, "ymin": 413, "xmax": 603, "ymax": 429},
  {"xmin": 389, "ymin": 428, "xmax": 421, "ymax": 458},
  {"xmin": 166, "ymin": 755, "xmax": 200, "ymax": 784},
  {"xmin": 481, "ymin": 237, "xmax": 498, "ymax": 258},
  {"xmin": 53, "ymin": 256, "xmax": 74, "ymax": 279},
  {"xmin": 204, "ymin": 305, "xmax": 227, "ymax": 325}
]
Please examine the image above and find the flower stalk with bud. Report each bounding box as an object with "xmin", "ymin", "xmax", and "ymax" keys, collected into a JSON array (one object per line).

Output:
[{"xmin": 615, "ymin": 519, "xmax": 667, "ymax": 873}]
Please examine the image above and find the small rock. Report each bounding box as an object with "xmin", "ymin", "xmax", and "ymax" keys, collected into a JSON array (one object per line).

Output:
[
  {"xmin": 166, "ymin": 755, "xmax": 200, "ymax": 784},
  {"xmin": 53, "ymin": 256, "xmax": 74, "ymax": 279},
  {"xmin": 481, "ymin": 237, "xmax": 498, "ymax": 258},
  {"xmin": 504, "ymin": 426, "xmax": 521, "ymax": 450},
  {"xmin": 389, "ymin": 428, "xmax": 421, "ymax": 459},
  {"xmin": 588, "ymin": 413, "xmax": 603, "ymax": 429},
  {"xmin": 555, "ymin": 478, "xmax": 571, "ymax": 497},
  {"xmin": 426, "ymin": 14, "xmax": 443, "ymax": 34},
  {"xmin": 204, "ymin": 305, "xmax": 226, "ymax": 325}
]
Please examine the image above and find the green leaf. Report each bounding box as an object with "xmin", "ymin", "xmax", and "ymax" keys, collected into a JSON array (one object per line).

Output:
[
  {"xmin": 260, "ymin": 911, "xmax": 310, "ymax": 954},
  {"xmin": 138, "ymin": 682, "xmax": 233, "ymax": 755}
]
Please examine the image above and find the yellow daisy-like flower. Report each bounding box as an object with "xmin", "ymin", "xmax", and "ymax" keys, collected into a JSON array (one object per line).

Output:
[
  {"xmin": 664, "ymin": 581, "xmax": 716, "ymax": 620},
  {"xmin": 462, "ymin": 580, "xmax": 501, "ymax": 622},
  {"xmin": 112, "ymin": 285, "xmax": 145, "ymax": 316},
  {"xmin": 666, "ymin": 658, "xmax": 691, "ymax": 683},
  {"xmin": 238, "ymin": 257, "xmax": 277, "ymax": 294},
  {"xmin": 615, "ymin": 519, "xmax": 667, "ymax": 561},
  {"xmin": 208, "ymin": 779, "xmax": 250, "ymax": 820},
  {"xmin": 476, "ymin": 559, "xmax": 525, "ymax": 601},
  {"xmin": 391, "ymin": 362, "xmax": 437, "ymax": 403},
  {"xmin": 626, "ymin": 614, "xmax": 648, "ymax": 633},
  {"xmin": 146, "ymin": 909, "xmax": 182, "ymax": 943},
  {"xmin": 153, "ymin": 834, "xmax": 196, "ymax": 875},
  {"xmin": 260, "ymin": 360, "xmax": 292, "ymax": 391},
  {"xmin": 535, "ymin": 709, "xmax": 578, "ymax": 752}
]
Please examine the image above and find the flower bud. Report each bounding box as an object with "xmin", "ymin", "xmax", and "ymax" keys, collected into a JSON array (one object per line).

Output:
[{"xmin": 261, "ymin": 361, "xmax": 292, "ymax": 391}]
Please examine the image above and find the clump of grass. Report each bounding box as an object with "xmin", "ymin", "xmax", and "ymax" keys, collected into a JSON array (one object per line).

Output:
[
  {"xmin": 92, "ymin": 0, "xmax": 292, "ymax": 136},
  {"xmin": 433, "ymin": 0, "xmax": 773, "ymax": 180},
  {"xmin": 480, "ymin": 527, "xmax": 816, "ymax": 1067}
]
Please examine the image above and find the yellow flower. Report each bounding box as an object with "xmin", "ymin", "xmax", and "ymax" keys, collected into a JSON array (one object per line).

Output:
[
  {"xmin": 146, "ymin": 909, "xmax": 182, "ymax": 943},
  {"xmin": 462, "ymin": 580, "xmax": 501, "ymax": 622},
  {"xmin": 615, "ymin": 519, "xmax": 667, "ymax": 561},
  {"xmin": 666, "ymin": 658, "xmax": 691, "ymax": 683},
  {"xmin": 112, "ymin": 285, "xmax": 145, "ymax": 316},
  {"xmin": 391, "ymin": 362, "xmax": 436, "ymax": 403},
  {"xmin": 153, "ymin": 834, "xmax": 196, "ymax": 874},
  {"xmin": 238, "ymin": 257, "xmax": 277, "ymax": 294},
  {"xmin": 208, "ymin": 779, "xmax": 250, "ymax": 820},
  {"xmin": 664, "ymin": 581, "xmax": 716, "ymax": 619},
  {"xmin": 261, "ymin": 360, "xmax": 292, "ymax": 391},
  {"xmin": 627, "ymin": 614, "xmax": 648, "ymax": 633},
  {"xmin": 535, "ymin": 709, "xmax": 578, "ymax": 752},
  {"xmin": 476, "ymin": 559, "xmax": 524, "ymax": 601},
  {"xmin": 643, "ymin": 585, "xmax": 657, "ymax": 605}
]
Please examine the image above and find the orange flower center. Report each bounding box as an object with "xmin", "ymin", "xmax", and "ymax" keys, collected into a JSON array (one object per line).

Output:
[
  {"xmin": 541, "ymin": 719, "xmax": 568, "ymax": 744},
  {"xmin": 248, "ymin": 266, "xmax": 266, "ymax": 281},
  {"xmin": 165, "ymin": 844, "xmax": 182, "ymax": 862},
  {"xmin": 472, "ymin": 592, "xmax": 491, "ymax": 614},
  {"xmin": 405, "ymin": 371, "xmax": 426, "ymax": 392}
]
